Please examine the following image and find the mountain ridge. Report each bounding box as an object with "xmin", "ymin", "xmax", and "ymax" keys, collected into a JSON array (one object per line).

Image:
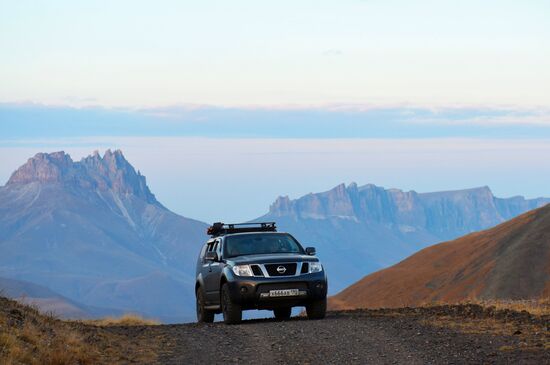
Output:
[
  {"xmin": 0, "ymin": 150, "xmax": 208, "ymax": 322},
  {"xmin": 7, "ymin": 149, "xmax": 159, "ymax": 204},
  {"xmin": 260, "ymin": 182, "xmax": 549, "ymax": 292},
  {"xmin": 268, "ymin": 183, "xmax": 548, "ymax": 228}
]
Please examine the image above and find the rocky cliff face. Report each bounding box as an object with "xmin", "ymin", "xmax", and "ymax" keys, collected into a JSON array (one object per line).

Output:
[
  {"xmin": 269, "ymin": 183, "xmax": 549, "ymax": 238},
  {"xmin": 7, "ymin": 151, "xmax": 73, "ymax": 185},
  {"xmin": 261, "ymin": 183, "xmax": 550, "ymax": 292},
  {"xmin": 7, "ymin": 149, "xmax": 157, "ymax": 203},
  {"xmin": 0, "ymin": 150, "xmax": 208, "ymax": 322}
]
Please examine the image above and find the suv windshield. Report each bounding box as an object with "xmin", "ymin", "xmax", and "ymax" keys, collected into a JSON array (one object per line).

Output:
[{"xmin": 224, "ymin": 233, "xmax": 303, "ymax": 258}]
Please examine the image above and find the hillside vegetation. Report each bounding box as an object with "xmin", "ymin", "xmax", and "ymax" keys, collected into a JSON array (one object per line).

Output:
[
  {"xmin": 331, "ymin": 204, "xmax": 550, "ymax": 310},
  {"xmin": 0, "ymin": 297, "xmax": 155, "ymax": 364}
]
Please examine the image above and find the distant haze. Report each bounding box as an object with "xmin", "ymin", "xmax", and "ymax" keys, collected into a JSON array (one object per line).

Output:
[{"xmin": 2, "ymin": 137, "xmax": 550, "ymax": 223}]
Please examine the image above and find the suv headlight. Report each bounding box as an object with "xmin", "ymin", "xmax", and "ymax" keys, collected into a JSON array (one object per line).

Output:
[
  {"xmin": 309, "ymin": 262, "xmax": 323, "ymax": 273},
  {"xmin": 232, "ymin": 264, "xmax": 253, "ymax": 277}
]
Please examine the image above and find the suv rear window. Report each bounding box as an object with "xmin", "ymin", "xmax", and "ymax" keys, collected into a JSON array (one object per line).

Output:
[{"xmin": 224, "ymin": 233, "xmax": 303, "ymax": 258}]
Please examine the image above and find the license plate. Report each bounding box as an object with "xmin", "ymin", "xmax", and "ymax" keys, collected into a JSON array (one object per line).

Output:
[{"xmin": 269, "ymin": 289, "xmax": 300, "ymax": 297}]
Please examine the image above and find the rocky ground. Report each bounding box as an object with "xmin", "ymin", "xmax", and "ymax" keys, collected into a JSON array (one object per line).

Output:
[
  {"xmin": 2, "ymin": 297, "xmax": 548, "ymax": 364},
  {"xmin": 102, "ymin": 304, "xmax": 549, "ymax": 364}
]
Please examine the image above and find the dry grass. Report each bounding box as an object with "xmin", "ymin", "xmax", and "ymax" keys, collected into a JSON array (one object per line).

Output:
[
  {"xmin": 423, "ymin": 315, "xmax": 549, "ymax": 351},
  {"xmin": 464, "ymin": 298, "xmax": 550, "ymax": 316},
  {"xmin": 424, "ymin": 316, "xmax": 525, "ymax": 336},
  {"xmin": 82, "ymin": 313, "xmax": 160, "ymax": 326},
  {"xmin": 419, "ymin": 298, "xmax": 550, "ymax": 316},
  {"xmin": 0, "ymin": 300, "xmax": 99, "ymax": 365},
  {"xmin": 0, "ymin": 297, "xmax": 158, "ymax": 364},
  {"xmin": 418, "ymin": 299, "xmax": 550, "ymax": 353}
]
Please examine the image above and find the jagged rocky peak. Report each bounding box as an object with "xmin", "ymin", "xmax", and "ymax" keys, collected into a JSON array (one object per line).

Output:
[
  {"xmin": 7, "ymin": 151, "xmax": 73, "ymax": 185},
  {"xmin": 347, "ymin": 182, "xmax": 358, "ymax": 191},
  {"xmin": 5, "ymin": 150, "xmax": 157, "ymax": 203},
  {"xmin": 269, "ymin": 183, "xmax": 360, "ymax": 219},
  {"xmin": 269, "ymin": 195, "xmax": 292, "ymax": 215},
  {"xmin": 85, "ymin": 149, "xmax": 155, "ymax": 201},
  {"xmin": 102, "ymin": 149, "xmax": 130, "ymax": 170}
]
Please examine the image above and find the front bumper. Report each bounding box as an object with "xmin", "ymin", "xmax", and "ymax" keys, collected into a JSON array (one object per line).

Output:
[{"xmin": 225, "ymin": 271, "xmax": 327, "ymax": 310}]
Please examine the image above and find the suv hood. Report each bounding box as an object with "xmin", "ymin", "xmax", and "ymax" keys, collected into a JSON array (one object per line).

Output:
[{"xmin": 226, "ymin": 253, "xmax": 318, "ymax": 265}]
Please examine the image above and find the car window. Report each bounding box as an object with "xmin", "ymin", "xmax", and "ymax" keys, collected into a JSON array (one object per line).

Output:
[
  {"xmin": 224, "ymin": 233, "xmax": 303, "ymax": 258},
  {"xmin": 207, "ymin": 242, "xmax": 215, "ymax": 252},
  {"xmin": 215, "ymin": 240, "xmax": 222, "ymax": 256},
  {"xmin": 200, "ymin": 243, "xmax": 207, "ymax": 258}
]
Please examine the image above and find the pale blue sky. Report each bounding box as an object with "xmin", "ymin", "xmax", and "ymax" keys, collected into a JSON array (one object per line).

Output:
[
  {"xmin": 1, "ymin": 1, "xmax": 550, "ymax": 222},
  {"xmin": 1, "ymin": 0, "xmax": 549, "ymax": 107}
]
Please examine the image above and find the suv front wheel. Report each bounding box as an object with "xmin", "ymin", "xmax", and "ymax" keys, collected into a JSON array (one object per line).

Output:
[
  {"xmin": 221, "ymin": 283, "xmax": 242, "ymax": 324},
  {"xmin": 306, "ymin": 298, "xmax": 326, "ymax": 319}
]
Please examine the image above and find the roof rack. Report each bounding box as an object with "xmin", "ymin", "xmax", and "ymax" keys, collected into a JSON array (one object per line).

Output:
[{"xmin": 207, "ymin": 222, "xmax": 277, "ymax": 237}]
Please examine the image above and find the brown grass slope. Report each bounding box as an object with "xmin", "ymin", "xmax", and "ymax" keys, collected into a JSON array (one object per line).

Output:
[
  {"xmin": 0, "ymin": 296, "xmax": 156, "ymax": 364},
  {"xmin": 331, "ymin": 204, "xmax": 550, "ymax": 310}
]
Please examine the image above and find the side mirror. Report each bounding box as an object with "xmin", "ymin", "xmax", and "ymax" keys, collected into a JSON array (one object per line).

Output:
[
  {"xmin": 305, "ymin": 247, "xmax": 316, "ymax": 256},
  {"xmin": 205, "ymin": 251, "xmax": 218, "ymax": 261}
]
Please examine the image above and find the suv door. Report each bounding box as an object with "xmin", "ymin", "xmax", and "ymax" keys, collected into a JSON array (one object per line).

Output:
[{"xmin": 204, "ymin": 239, "xmax": 223, "ymax": 304}]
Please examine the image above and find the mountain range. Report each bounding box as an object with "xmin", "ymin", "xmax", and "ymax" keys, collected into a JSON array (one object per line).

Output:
[
  {"xmin": 260, "ymin": 183, "xmax": 550, "ymax": 291},
  {"xmin": 330, "ymin": 203, "xmax": 550, "ymax": 309},
  {"xmin": 1, "ymin": 150, "xmax": 548, "ymax": 321},
  {"xmin": 0, "ymin": 150, "xmax": 207, "ymax": 322}
]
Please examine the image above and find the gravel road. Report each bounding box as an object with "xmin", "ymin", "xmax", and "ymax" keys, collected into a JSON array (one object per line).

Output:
[{"xmin": 102, "ymin": 306, "xmax": 549, "ymax": 364}]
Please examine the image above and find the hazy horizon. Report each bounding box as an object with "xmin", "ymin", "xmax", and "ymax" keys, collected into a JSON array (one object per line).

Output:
[{"xmin": 3, "ymin": 135, "xmax": 550, "ymax": 223}]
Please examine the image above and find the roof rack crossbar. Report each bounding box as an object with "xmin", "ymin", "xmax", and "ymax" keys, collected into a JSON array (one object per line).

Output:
[{"xmin": 207, "ymin": 222, "xmax": 277, "ymax": 237}]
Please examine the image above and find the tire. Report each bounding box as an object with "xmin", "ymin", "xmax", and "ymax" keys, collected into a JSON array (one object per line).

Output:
[
  {"xmin": 196, "ymin": 288, "xmax": 214, "ymax": 323},
  {"xmin": 221, "ymin": 283, "xmax": 242, "ymax": 324},
  {"xmin": 273, "ymin": 307, "xmax": 292, "ymax": 320},
  {"xmin": 306, "ymin": 298, "xmax": 326, "ymax": 320}
]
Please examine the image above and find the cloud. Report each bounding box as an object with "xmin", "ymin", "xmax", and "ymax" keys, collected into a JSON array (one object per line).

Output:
[
  {"xmin": 60, "ymin": 96, "xmax": 99, "ymax": 106},
  {"xmin": 322, "ymin": 49, "xmax": 343, "ymax": 56},
  {"xmin": 407, "ymin": 110, "xmax": 550, "ymax": 126},
  {"xmin": 2, "ymin": 103, "xmax": 550, "ymax": 143}
]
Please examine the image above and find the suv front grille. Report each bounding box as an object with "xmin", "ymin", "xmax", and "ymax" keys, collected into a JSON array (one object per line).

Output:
[
  {"xmin": 300, "ymin": 262, "xmax": 309, "ymax": 274},
  {"xmin": 264, "ymin": 263, "xmax": 297, "ymax": 276},
  {"xmin": 251, "ymin": 264, "xmax": 264, "ymax": 276}
]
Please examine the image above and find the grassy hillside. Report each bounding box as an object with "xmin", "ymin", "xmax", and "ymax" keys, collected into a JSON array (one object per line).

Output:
[
  {"xmin": 331, "ymin": 205, "xmax": 550, "ymax": 310},
  {"xmin": 0, "ymin": 297, "xmax": 156, "ymax": 364}
]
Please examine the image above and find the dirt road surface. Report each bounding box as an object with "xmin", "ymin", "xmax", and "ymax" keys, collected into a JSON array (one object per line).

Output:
[{"xmin": 102, "ymin": 306, "xmax": 549, "ymax": 364}]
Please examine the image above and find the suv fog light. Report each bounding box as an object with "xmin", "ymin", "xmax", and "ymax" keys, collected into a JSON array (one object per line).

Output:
[{"xmin": 240, "ymin": 286, "xmax": 248, "ymax": 294}]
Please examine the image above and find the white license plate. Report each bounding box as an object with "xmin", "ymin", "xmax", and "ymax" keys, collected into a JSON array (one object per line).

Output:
[{"xmin": 269, "ymin": 289, "xmax": 300, "ymax": 297}]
